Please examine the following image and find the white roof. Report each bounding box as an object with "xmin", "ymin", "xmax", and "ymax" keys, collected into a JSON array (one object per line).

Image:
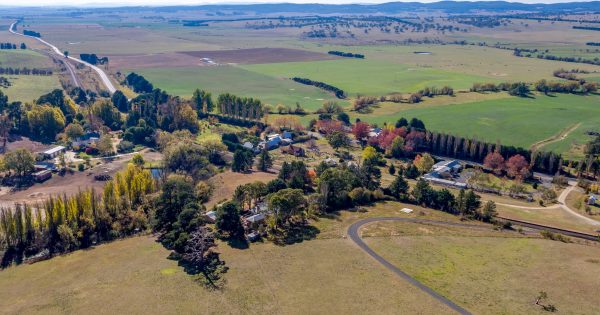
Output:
[
  {"xmin": 400, "ymin": 208, "xmax": 413, "ymax": 214},
  {"xmin": 43, "ymin": 146, "xmax": 66, "ymax": 155},
  {"xmin": 205, "ymin": 211, "xmax": 217, "ymax": 221},
  {"xmin": 246, "ymin": 213, "xmax": 265, "ymax": 223}
]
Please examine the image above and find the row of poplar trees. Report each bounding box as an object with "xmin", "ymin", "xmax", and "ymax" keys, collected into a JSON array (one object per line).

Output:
[{"xmin": 0, "ymin": 163, "xmax": 155, "ymax": 266}]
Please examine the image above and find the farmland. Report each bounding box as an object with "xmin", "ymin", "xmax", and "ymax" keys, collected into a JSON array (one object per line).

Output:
[
  {"xmin": 354, "ymin": 93, "xmax": 600, "ymax": 158},
  {"xmin": 134, "ymin": 66, "xmax": 340, "ymax": 111}
]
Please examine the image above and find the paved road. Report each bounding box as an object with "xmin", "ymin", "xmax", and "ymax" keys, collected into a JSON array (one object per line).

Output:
[
  {"xmin": 348, "ymin": 217, "xmax": 475, "ymax": 315},
  {"xmin": 9, "ymin": 21, "xmax": 116, "ymax": 94}
]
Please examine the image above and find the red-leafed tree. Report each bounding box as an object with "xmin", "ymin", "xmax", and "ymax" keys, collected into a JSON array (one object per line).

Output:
[
  {"xmin": 506, "ymin": 154, "xmax": 529, "ymax": 180},
  {"xmin": 352, "ymin": 121, "xmax": 370, "ymax": 140},
  {"xmin": 484, "ymin": 150, "xmax": 505, "ymax": 175},
  {"xmin": 316, "ymin": 119, "xmax": 343, "ymax": 135},
  {"xmin": 404, "ymin": 130, "xmax": 425, "ymax": 153}
]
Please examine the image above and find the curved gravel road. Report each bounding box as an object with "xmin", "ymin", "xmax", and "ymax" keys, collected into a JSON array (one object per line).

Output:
[
  {"xmin": 348, "ymin": 217, "xmax": 481, "ymax": 315},
  {"xmin": 9, "ymin": 21, "xmax": 116, "ymax": 94}
]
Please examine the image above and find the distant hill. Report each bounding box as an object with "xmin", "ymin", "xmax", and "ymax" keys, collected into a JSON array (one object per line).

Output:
[{"xmin": 104, "ymin": 1, "xmax": 600, "ymax": 15}]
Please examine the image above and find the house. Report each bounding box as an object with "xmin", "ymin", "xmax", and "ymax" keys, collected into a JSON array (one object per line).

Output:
[
  {"xmin": 243, "ymin": 213, "xmax": 266, "ymax": 230},
  {"xmin": 422, "ymin": 174, "xmax": 468, "ymax": 189},
  {"xmin": 323, "ymin": 157, "xmax": 338, "ymax": 166},
  {"xmin": 368, "ymin": 127, "xmax": 382, "ymax": 138},
  {"xmin": 72, "ymin": 132, "xmax": 100, "ymax": 148},
  {"xmin": 430, "ymin": 160, "xmax": 463, "ymax": 178},
  {"xmin": 42, "ymin": 146, "xmax": 66, "ymax": 159},
  {"xmin": 282, "ymin": 145, "xmax": 305, "ymax": 157},
  {"xmin": 33, "ymin": 170, "xmax": 52, "ymax": 182},
  {"xmin": 205, "ymin": 210, "xmax": 217, "ymax": 222},
  {"xmin": 242, "ymin": 142, "xmax": 254, "ymax": 150},
  {"xmin": 259, "ymin": 134, "xmax": 283, "ymax": 150},
  {"xmin": 588, "ymin": 195, "xmax": 598, "ymax": 206}
]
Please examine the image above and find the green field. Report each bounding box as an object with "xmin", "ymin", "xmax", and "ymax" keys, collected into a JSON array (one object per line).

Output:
[
  {"xmin": 354, "ymin": 93, "xmax": 600, "ymax": 155},
  {"xmin": 134, "ymin": 66, "xmax": 340, "ymax": 111},
  {"xmin": 365, "ymin": 225, "xmax": 600, "ymax": 314},
  {"xmin": 243, "ymin": 58, "xmax": 493, "ymax": 96},
  {"xmin": 0, "ymin": 75, "xmax": 61, "ymax": 102},
  {"xmin": 0, "ymin": 49, "xmax": 54, "ymax": 68}
]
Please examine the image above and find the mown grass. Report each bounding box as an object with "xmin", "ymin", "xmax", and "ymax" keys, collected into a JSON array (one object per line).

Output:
[
  {"xmin": 134, "ymin": 66, "xmax": 339, "ymax": 111},
  {"xmin": 365, "ymin": 230, "xmax": 600, "ymax": 315}
]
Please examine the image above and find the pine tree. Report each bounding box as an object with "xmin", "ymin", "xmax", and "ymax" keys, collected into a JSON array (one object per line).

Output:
[
  {"xmin": 258, "ymin": 149, "xmax": 273, "ymax": 172},
  {"xmin": 388, "ymin": 173, "xmax": 409, "ymax": 200}
]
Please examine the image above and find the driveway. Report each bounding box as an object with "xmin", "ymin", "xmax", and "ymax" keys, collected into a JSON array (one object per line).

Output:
[{"xmin": 348, "ymin": 217, "xmax": 475, "ymax": 315}]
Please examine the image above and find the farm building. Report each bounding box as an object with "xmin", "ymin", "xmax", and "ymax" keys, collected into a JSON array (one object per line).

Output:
[
  {"xmin": 34, "ymin": 162, "xmax": 56, "ymax": 172},
  {"xmin": 33, "ymin": 170, "xmax": 52, "ymax": 182},
  {"xmin": 72, "ymin": 132, "xmax": 100, "ymax": 148},
  {"xmin": 41, "ymin": 146, "xmax": 65, "ymax": 159},
  {"xmin": 431, "ymin": 160, "xmax": 463, "ymax": 178}
]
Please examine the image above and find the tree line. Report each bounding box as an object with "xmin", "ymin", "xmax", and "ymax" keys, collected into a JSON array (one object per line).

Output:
[
  {"xmin": 514, "ymin": 48, "xmax": 600, "ymax": 66},
  {"xmin": 216, "ymin": 93, "xmax": 264, "ymax": 121},
  {"xmin": 586, "ymin": 42, "xmax": 600, "ymax": 46},
  {"xmin": 328, "ymin": 50, "xmax": 365, "ymax": 59},
  {"xmin": 573, "ymin": 26, "xmax": 600, "ymax": 32},
  {"xmin": 0, "ymin": 43, "xmax": 26, "ymax": 50},
  {"xmin": 292, "ymin": 77, "xmax": 346, "ymax": 99},
  {"xmin": 0, "ymin": 67, "xmax": 53, "ymax": 76},
  {"xmin": 0, "ymin": 163, "xmax": 155, "ymax": 267}
]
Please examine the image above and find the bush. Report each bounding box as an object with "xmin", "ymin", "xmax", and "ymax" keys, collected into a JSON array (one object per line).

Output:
[
  {"xmin": 349, "ymin": 187, "xmax": 371, "ymax": 205},
  {"xmin": 117, "ymin": 140, "xmax": 134, "ymax": 153},
  {"xmin": 78, "ymin": 164, "xmax": 85, "ymax": 172}
]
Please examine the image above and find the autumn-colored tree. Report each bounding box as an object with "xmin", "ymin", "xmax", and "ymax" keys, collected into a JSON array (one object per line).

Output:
[
  {"xmin": 484, "ymin": 150, "xmax": 505, "ymax": 175},
  {"xmin": 351, "ymin": 121, "xmax": 370, "ymax": 141},
  {"xmin": 413, "ymin": 153, "xmax": 434, "ymax": 174},
  {"xmin": 315, "ymin": 119, "xmax": 343, "ymax": 136},
  {"xmin": 506, "ymin": 154, "xmax": 529, "ymax": 180}
]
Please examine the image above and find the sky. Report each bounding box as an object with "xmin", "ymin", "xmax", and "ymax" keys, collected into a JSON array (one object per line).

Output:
[{"xmin": 1, "ymin": 0, "xmax": 594, "ymax": 6}]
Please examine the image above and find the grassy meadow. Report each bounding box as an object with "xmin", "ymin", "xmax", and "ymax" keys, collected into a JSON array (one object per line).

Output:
[
  {"xmin": 134, "ymin": 66, "xmax": 340, "ymax": 111},
  {"xmin": 364, "ymin": 224, "xmax": 600, "ymax": 314},
  {"xmin": 0, "ymin": 50, "xmax": 60, "ymax": 102}
]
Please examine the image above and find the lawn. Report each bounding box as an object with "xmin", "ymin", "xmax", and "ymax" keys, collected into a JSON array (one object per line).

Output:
[
  {"xmin": 0, "ymin": 49, "xmax": 54, "ymax": 68},
  {"xmin": 242, "ymin": 58, "xmax": 492, "ymax": 96},
  {"xmin": 354, "ymin": 93, "xmax": 600, "ymax": 154},
  {"xmin": 364, "ymin": 227, "xmax": 600, "ymax": 314},
  {"xmin": 134, "ymin": 66, "xmax": 339, "ymax": 111}
]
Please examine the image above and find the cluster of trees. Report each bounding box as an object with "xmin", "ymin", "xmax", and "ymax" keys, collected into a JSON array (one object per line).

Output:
[
  {"xmin": 23, "ymin": 30, "xmax": 41, "ymax": 37},
  {"xmin": 353, "ymin": 96, "xmax": 378, "ymax": 113},
  {"xmin": 0, "ymin": 163, "xmax": 155, "ymax": 266},
  {"xmin": 0, "ymin": 43, "xmax": 26, "ymax": 50},
  {"xmin": 0, "ymin": 67, "xmax": 52, "ymax": 76},
  {"xmin": 216, "ymin": 93, "xmax": 264, "ymax": 121},
  {"xmin": 79, "ymin": 54, "xmax": 109, "ymax": 65},
  {"xmin": 552, "ymin": 68, "xmax": 588, "ymax": 81},
  {"xmin": 418, "ymin": 86, "xmax": 454, "ymax": 97},
  {"xmin": 0, "ymin": 76, "xmax": 10, "ymax": 88},
  {"xmin": 292, "ymin": 77, "xmax": 346, "ymax": 99},
  {"xmin": 483, "ymin": 150, "xmax": 530, "ymax": 180},
  {"xmin": 534, "ymin": 79, "xmax": 597, "ymax": 94},
  {"xmin": 470, "ymin": 81, "xmax": 530, "ymax": 96},
  {"xmin": 125, "ymin": 72, "xmax": 154, "ymax": 93},
  {"xmin": 328, "ymin": 51, "xmax": 365, "ymax": 59}
]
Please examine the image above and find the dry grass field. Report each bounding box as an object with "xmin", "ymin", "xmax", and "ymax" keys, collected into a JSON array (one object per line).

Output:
[{"xmin": 364, "ymin": 222, "xmax": 600, "ymax": 314}]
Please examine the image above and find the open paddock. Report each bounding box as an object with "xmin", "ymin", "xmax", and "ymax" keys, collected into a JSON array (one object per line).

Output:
[{"xmin": 179, "ymin": 48, "xmax": 338, "ymax": 64}]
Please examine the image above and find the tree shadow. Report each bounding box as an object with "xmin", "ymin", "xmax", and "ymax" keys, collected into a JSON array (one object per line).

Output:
[
  {"xmin": 226, "ymin": 236, "xmax": 249, "ymax": 250},
  {"xmin": 177, "ymin": 252, "xmax": 229, "ymax": 290},
  {"xmin": 272, "ymin": 223, "xmax": 320, "ymax": 246}
]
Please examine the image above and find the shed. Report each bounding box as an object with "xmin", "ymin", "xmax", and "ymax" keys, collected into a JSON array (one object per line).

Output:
[
  {"xmin": 588, "ymin": 195, "xmax": 598, "ymax": 206},
  {"xmin": 33, "ymin": 170, "xmax": 52, "ymax": 182},
  {"xmin": 205, "ymin": 211, "xmax": 217, "ymax": 222},
  {"xmin": 42, "ymin": 146, "xmax": 66, "ymax": 159}
]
